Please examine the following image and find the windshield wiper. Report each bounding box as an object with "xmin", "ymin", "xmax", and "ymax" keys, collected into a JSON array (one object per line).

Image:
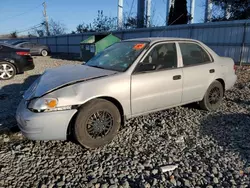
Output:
[
  {"xmin": 87, "ymin": 64, "xmax": 122, "ymax": 72},
  {"xmin": 87, "ymin": 65, "xmax": 106, "ymax": 69}
]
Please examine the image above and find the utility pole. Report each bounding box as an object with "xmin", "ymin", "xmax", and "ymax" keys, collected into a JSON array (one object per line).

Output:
[
  {"xmin": 118, "ymin": 0, "xmax": 124, "ymax": 30},
  {"xmin": 137, "ymin": 0, "xmax": 145, "ymax": 28},
  {"xmin": 43, "ymin": 2, "xmax": 50, "ymax": 36},
  {"xmin": 190, "ymin": 0, "xmax": 195, "ymax": 24},
  {"xmin": 146, "ymin": 0, "xmax": 151, "ymax": 27}
]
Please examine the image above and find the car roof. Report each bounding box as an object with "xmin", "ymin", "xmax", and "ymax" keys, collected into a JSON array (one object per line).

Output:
[
  {"xmin": 0, "ymin": 43, "xmax": 14, "ymax": 47},
  {"xmin": 123, "ymin": 37, "xmax": 200, "ymax": 44},
  {"xmin": 11, "ymin": 41, "xmax": 29, "ymax": 45},
  {"xmin": 15, "ymin": 41, "xmax": 29, "ymax": 43},
  {"xmin": 0, "ymin": 42, "xmax": 22, "ymax": 49}
]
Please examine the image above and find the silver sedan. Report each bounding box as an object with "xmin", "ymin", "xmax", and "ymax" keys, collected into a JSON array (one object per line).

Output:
[{"xmin": 16, "ymin": 37, "xmax": 237, "ymax": 148}]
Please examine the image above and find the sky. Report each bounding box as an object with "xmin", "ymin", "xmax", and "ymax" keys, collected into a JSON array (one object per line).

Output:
[{"xmin": 0, "ymin": 0, "xmax": 206, "ymax": 35}]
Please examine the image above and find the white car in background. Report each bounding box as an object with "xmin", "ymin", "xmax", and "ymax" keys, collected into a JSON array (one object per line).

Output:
[{"xmin": 16, "ymin": 37, "xmax": 237, "ymax": 148}]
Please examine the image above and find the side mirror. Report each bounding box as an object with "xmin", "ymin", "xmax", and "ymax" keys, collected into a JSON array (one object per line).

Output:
[{"xmin": 137, "ymin": 62, "xmax": 156, "ymax": 72}]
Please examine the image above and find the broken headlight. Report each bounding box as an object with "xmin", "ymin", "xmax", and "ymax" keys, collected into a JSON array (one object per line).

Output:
[{"xmin": 28, "ymin": 98, "xmax": 72, "ymax": 113}]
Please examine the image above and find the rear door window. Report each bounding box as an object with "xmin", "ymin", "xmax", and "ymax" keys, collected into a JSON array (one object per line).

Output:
[
  {"xmin": 20, "ymin": 43, "xmax": 33, "ymax": 48},
  {"xmin": 179, "ymin": 43, "xmax": 211, "ymax": 66}
]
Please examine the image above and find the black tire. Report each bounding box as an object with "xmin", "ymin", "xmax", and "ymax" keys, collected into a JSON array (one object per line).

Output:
[
  {"xmin": 74, "ymin": 99, "xmax": 121, "ymax": 149},
  {"xmin": 199, "ymin": 80, "xmax": 224, "ymax": 111},
  {"xmin": 41, "ymin": 49, "xmax": 48, "ymax": 57},
  {"xmin": 0, "ymin": 62, "xmax": 16, "ymax": 80}
]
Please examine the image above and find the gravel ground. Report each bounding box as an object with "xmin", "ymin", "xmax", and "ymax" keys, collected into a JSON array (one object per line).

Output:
[{"xmin": 0, "ymin": 57, "xmax": 250, "ymax": 188}]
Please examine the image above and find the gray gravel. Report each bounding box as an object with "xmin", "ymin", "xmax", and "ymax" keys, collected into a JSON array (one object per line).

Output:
[{"xmin": 0, "ymin": 58, "xmax": 250, "ymax": 187}]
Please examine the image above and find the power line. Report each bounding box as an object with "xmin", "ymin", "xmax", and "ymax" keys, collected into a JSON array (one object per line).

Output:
[
  {"xmin": 2, "ymin": 22, "xmax": 43, "ymax": 35},
  {"xmin": 125, "ymin": 0, "xmax": 130, "ymax": 7},
  {"xmin": 16, "ymin": 23, "xmax": 44, "ymax": 34},
  {"xmin": 169, "ymin": 13, "xmax": 184, "ymax": 25},
  {"xmin": 16, "ymin": 26, "xmax": 43, "ymax": 34},
  {"xmin": 3, "ymin": 16, "xmax": 44, "ymax": 33},
  {"xmin": 128, "ymin": 0, "xmax": 135, "ymax": 17},
  {"xmin": 157, "ymin": 13, "xmax": 184, "ymax": 37},
  {"xmin": 0, "ymin": 4, "xmax": 42, "ymax": 22}
]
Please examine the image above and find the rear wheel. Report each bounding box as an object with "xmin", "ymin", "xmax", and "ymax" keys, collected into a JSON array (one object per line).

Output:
[
  {"xmin": 74, "ymin": 99, "xmax": 121, "ymax": 149},
  {"xmin": 0, "ymin": 62, "xmax": 16, "ymax": 80},
  {"xmin": 41, "ymin": 49, "xmax": 48, "ymax": 57},
  {"xmin": 199, "ymin": 80, "xmax": 224, "ymax": 111}
]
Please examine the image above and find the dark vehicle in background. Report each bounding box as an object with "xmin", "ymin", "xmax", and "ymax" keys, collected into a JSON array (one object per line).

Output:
[
  {"xmin": 11, "ymin": 41, "xmax": 50, "ymax": 57},
  {"xmin": 0, "ymin": 43, "xmax": 34, "ymax": 80}
]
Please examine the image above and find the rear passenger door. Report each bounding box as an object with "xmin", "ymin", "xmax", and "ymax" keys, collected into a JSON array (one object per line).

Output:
[
  {"xmin": 20, "ymin": 42, "xmax": 35, "ymax": 54},
  {"xmin": 32, "ymin": 43, "xmax": 41, "ymax": 55},
  {"xmin": 178, "ymin": 42, "xmax": 215, "ymax": 103}
]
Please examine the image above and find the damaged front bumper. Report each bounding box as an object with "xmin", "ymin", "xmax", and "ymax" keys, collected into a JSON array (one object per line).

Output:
[{"xmin": 16, "ymin": 99, "xmax": 77, "ymax": 140}]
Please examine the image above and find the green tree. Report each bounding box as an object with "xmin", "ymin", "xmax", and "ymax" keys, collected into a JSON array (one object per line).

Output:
[
  {"xmin": 37, "ymin": 30, "xmax": 45, "ymax": 37},
  {"xmin": 30, "ymin": 19, "xmax": 66, "ymax": 37},
  {"xmin": 211, "ymin": 0, "xmax": 250, "ymax": 21},
  {"xmin": 76, "ymin": 23, "xmax": 95, "ymax": 33},
  {"xmin": 10, "ymin": 31, "xmax": 18, "ymax": 38},
  {"xmin": 73, "ymin": 11, "xmax": 117, "ymax": 33},
  {"xmin": 171, "ymin": 0, "xmax": 188, "ymax": 25},
  {"xmin": 93, "ymin": 10, "xmax": 117, "ymax": 32},
  {"xmin": 49, "ymin": 19, "xmax": 67, "ymax": 35},
  {"xmin": 124, "ymin": 16, "xmax": 137, "ymax": 29}
]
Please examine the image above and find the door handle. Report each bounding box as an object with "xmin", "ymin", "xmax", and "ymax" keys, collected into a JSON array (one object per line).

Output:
[
  {"xmin": 209, "ymin": 69, "xmax": 215, "ymax": 73},
  {"xmin": 173, "ymin": 75, "xmax": 181, "ymax": 80}
]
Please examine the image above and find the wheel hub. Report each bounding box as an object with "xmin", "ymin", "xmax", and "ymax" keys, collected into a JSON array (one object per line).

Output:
[
  {"xmin": 208, "ymin": 87, "xmax": 221, "ymax": 104},
  {"xmin": 86, "ymin": 111, "xmax": 113, "ymax": 139},
  {"xmin": 0, "ymin": 64, "xmax": 14, "ymax": 79},
  {"xmin": 93, "ymin": 120, "xmax": 105, "ymax": 132},
  {"xmin": 42, "ymin": 50, "xmax": 48, "ymax": 56}
]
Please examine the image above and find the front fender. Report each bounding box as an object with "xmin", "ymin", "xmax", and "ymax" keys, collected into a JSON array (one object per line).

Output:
[{"xmin": 43, "ymin": 74, "xmax": 131, "ymax": 118}]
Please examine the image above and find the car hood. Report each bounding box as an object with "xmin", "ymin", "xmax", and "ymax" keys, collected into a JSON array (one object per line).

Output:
[{"xmin": 24, "ymin": 64, "xmax": 118, "ymax": 100}]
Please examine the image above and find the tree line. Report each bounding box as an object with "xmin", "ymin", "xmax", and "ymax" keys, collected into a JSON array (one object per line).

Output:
[
  {"xmin": 211, "ymin": 0, "xmax": 250, "ymax": 21},
  {"xmin": 8, "ymin": 0, "xmax": 250, "ymax": 38}
]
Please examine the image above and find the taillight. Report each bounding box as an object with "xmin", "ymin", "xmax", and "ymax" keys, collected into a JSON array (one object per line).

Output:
[{"xmin": 16, "ymin": 51, "xmax": 30, "ymax": 56}]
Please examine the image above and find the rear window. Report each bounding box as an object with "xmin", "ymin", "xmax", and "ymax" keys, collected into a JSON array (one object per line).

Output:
[{"xmin": 11, "ymin": 41, "xmax": 27, "ymax": 45}]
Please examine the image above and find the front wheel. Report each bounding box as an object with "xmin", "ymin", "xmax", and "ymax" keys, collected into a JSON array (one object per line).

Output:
[
  {"xmin": 199, "ymin": 80, "xmax": 224, "ymax": 111},
  {"xmin": 74, "ymin": 99, "xmax": 121, "ymax": 149}
]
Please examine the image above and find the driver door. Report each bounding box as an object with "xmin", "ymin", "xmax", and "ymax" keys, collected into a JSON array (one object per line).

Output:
[{"xmin": 131, "ymin": 42, "xmax": 183, "ymax": 116}]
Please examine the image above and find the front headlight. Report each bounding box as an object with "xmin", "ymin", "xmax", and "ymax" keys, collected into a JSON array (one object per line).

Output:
[{"xmin": 28, "ymin": 98, "xmax": 72, "ymax": 112}]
